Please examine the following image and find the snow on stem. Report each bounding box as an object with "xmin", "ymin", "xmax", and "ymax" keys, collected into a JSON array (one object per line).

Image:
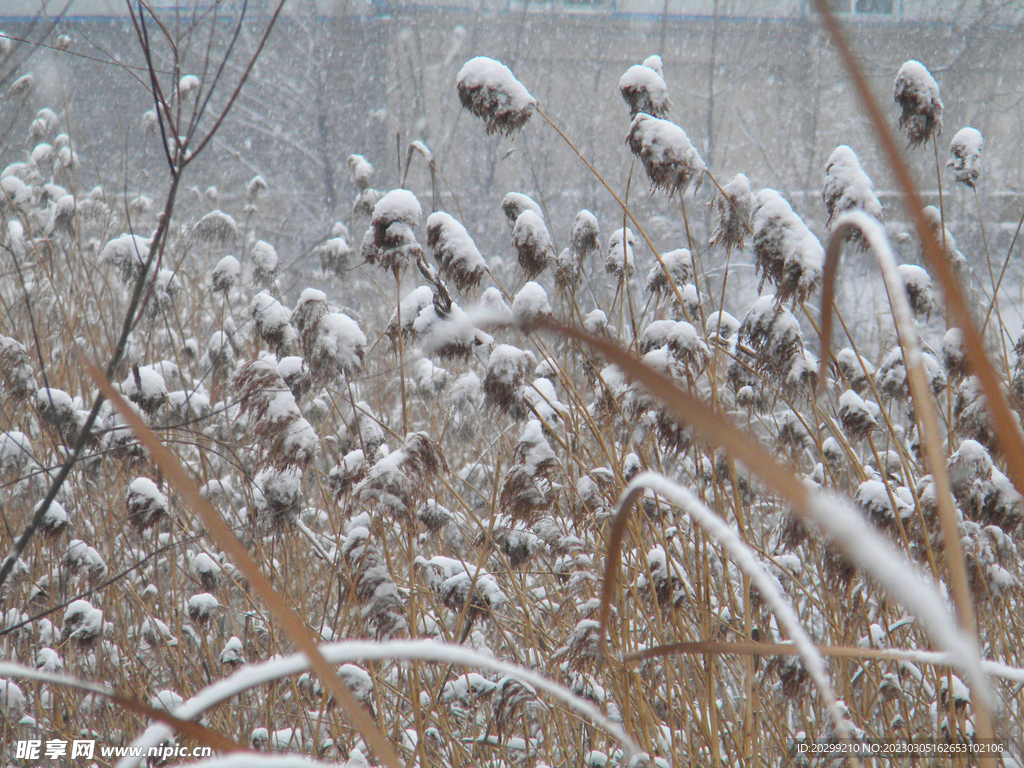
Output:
[
  {"xmin": 541, "ymin": 317, "xmax": 993, "ymax": 726},
  {"xmin": 817, "ymin": 211, "xmax": 979, "ymax": 687},
  {"xmin": 115, "ymin": 639, "xmax": 641, "ymax": 768},
  {"xmin": 607, "ymin": 472, "xmax": 853, "ymax": 740}
]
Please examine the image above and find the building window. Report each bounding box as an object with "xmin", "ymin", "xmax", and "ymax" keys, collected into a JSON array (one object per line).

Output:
[
  {"xmin": 827, "ymin": 0, "xmax": 894, "ymax": 13},
  {"xmin": 855, "ymin": 0, "xmax": 893, "ymax": 12}
]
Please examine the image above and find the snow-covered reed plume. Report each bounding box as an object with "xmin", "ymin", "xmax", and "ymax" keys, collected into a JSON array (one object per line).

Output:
[
  {"xmin": 736, "ymin": 295, "xmax": 805, "ymax": 386},
  {"xmin": 126, "ymin": 477, "xmax": 168, "ymax": 531},
  {"xmin": 250, "ymin": 291, "xmax": 296, "ymax": 356},
  {"xmin": 341, "ymin": 526, "xmax": 408, "ymax": 639},
  {"xmin": 948, "ymin": 127, "xmax": 983, "ymax": 187},
  {"xmin": 0, "ymin": 334, "xmax": 38, "ymax": 402},
  {"xmin": 426, "ymin": 211, "xmax": 486, "ymax": 293},
  {"xmin": 250, "ymin": 240, "xmax": 279, "ymax": 288},
  {"xmin": 897, "ymin": 264, "xmax": 933, "ymax": 319},
  {"xmin": 291, "ymin": 289, "xmax": 367, "ymax": 386},
  {"xmin": 317, "ymin": 234, "xmax": 353, "ymax": 279},
  {"xmin": 361, "ymin": 189, "xmax": 423, "ymax": 275},
  {"xmin": 626, "ymin": 114, "xmax": 705, "ymax": 197},
  {"xmin": 645, "ymin": 248, "xmax": 691, "ymax": 300},
  {"xmin": 500, "ymin": 192, "xmax": 542, "ymax": 228},
  {"xmin": 617, "ymin": 473, "xmax": 853, "ymax": 740},
  {"xmin": 457, "ymin": 56, "xmax": 536, "ymax": 136},
  {"xmin": 416, "ymin": 555, "xmax": 507, "ymax": 621},
  {"xmin": 484, "ymin": 344, "xmax": 534, "ymax": 419},
  {"xmin": 211, "ymin": 255, "xmax": 241, "ymax": 292},
  {"xmin": 349, "ymin": 154, "xmax": 381, "ymax": 216},
  {"xmin": 751, "ymin": 189, "xmax": 823, "ymax": 306},
  {"xmin": 511, "ymin": 208, "xmax": 553, "ymax": 279},
  {"xmin": 618, "ymin": 58, "xmax": 671, "ymax": 118},
  {"xmin": 233, "ymin": 360, "xmax": 318, "ymax": 470},
  {"xmin": 511, "ymin": 281, "xmax": 553, "ymax": 331},
  {"xmin": 605, "ymin": 227, "xmax": 635, "ymax": 279},
  {"xmin": 709, "ymin": 173, "xmax": 753, "ymax": 255},
  {"xmin": 355, "ymin": 431, "xmax": 447, "ymax": 516},
  {"xmin": 191, "ymin": 210, "xmax": 237, "ymax": 249},
  {"xmin": 822, "ymin": 146, "xmax": 882, "ymax": 246},
  {"xmin": 555, "ymin": 209, "xmax": 601, "ymax": 291},
  {"xmin": 894, "ymin": 60, "xmax": 943, "ymax": 147}
]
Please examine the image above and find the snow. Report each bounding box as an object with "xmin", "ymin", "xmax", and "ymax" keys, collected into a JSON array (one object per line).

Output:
[
  {"xmin": 570, "ymin": 209, "xmax": 600, "ymax": 258},
  {"xmin": 456, "ymin": 56, "xmax": 537, "ymax": 135},
  {"xmin": 252, "ymin": 466, "xmax": 304, "ymax": 529},
  {"xmin": 410, "ymin": 139, "xmax": 433, "ymax": 162},
  {"xmin": 584, "ymin": 309, "xmax": 608, "ymax": 336},
  {"xmin": 751, "ymin": 189, "xmax": 823, "ymax": 306},
  {"xmin": 618, "ymin": 63, "xmax": 670, "ymax": 118},
  {"xmin": 35, "ymin": 647, "xmax": 63, "ymax": 673},
  {"xmin": 415, "ymin": 554, "xmax": 507, "ymax": 610},
  {"xmin": 645, "ymin": 248, "xmax": 691, "ymax": 296},
  {"xmin": 894, "ymin": 60, "xmax": 943, "ymax": 146},
  {"xmin": 897, "ymin": 263, "xmax": 933, "ymax": 316},
  {"xmin": 740, "ymin": 295, "xmax": 802, "ymax": 359},
  {"xmin": 641, "ymin": 54, "xmax": 663, "ymax": 75},
  {"xmin": 0, "ymin": 678, "xmax": 26, "ymax": 721},
  {"xmin": 219, "ymin": 636, "xmax": 244, "ymax": 666},
  {"xmin": 178, "ymin": 74, "xmax": 200, "ymax": 96},
  {"xmin": 822, "ymin": 145, "xmax": 882, "ymax": 231},
  {"xmin": 426, "ymin": 211, "xmax": 486, "ymax": 292},
  {"xmin": 626, "ymin": 114, "xmax": 705, "ymax": 196},
  {"xmin": 1, "ymin": 174, "xmax": 31, "ymax": 207},
  {"xmin": 38, "ymin": 499, "xmax": 68, "ymax": 533},
  {"xmin": 949, "ymin": 127, "xmax": 983, "ymax": 187},
  {"xmin": 477, "ymin": 286, "xmax": 513, "ymax": 325},
  {"xmin": 838, "ymin": 389, "xmax": 878, "ymax": 438},
  {"xmin": 129, "ymin": 477, "xmax": 165, "ymax": 505},
  {"xmin": 122, "ymin": 365, "xmax": 166, "ymax": 409},
  {"xmin": 638, "ymin": 320, "xmax": 675, "ymax": 354},
  {"xmin": 251, "ymin": 240, "xmax": 279, "ymax": 283},
  {"xmin": 251, "ymin": 291, "xmax": 297, "ymax": 351},
  {"xmin": 348, "ymin": 154, "xmax": 374, "ymax": 191},
  {"xmin": 524, "ymin": 377, "xmax": 565, "ymax": 426},
  {"xmin": 62, "ymin": 599, "xmax": 103, "ymax": 643},
  {"xmin": 517, "ymin": 420, "xmax": 557, "ymax": 474},
  {"xmin": 301, "ymin": 299, "xmax": 367, "ymax": 379},
  {"xmin": 502, "ymin": 192, "xmax": 543, "ymax": 228},
  {"xmin": 151, "ymin": 689, "xmax": 184, "ymax": 712},
  {"xmin": 0, "ymin": 431, "xmax": 32, "ymax": 471},
  {"xmin": 667, "ymin": 321, "xmax": 709, "ymax": 371},
  {"xmin": 338, "ymin": 663, "xmax": 374, "ymax": 703},
  {"xmin": 276, "ymin": 356, "xmax": 307, "ymax": 386},
  {"xmin": 389, "ymin": 285, "xmax": 433, "ymax": 338},
  {"xmin": 211, "ymin": 255, "xmax": 241, "ymax": 291},
  {"xmin": 192, "ymin": 210, "xmax": 237, "ymax": 246},
  {"xmin": 127, "ymin": 477, "xmax": 169, "ymax": 529},
  {"xmin": 512, "ymin": 209, "xmax": 553, "ymax": 278},
  {"xmin": 606, "ymin": 227, "xmax": 635, "ymax": 277},
  {"xmin": 317, "ymin": 235, "xmax": 353, "ymax": 277},
  {"xmin": 413, "ymin": 357, "xmax": 449, "ymax": 396},
  {"xmin": 443, "ymin": 671, "xmax": 497, "ymax": 702},
  {"xmin": 99, "ymin": 234, "xmax": 151, "ymax": 281},
  {"xmin": 512, "ymin": 281, "xmax": 552, "ymax": 328},
  {"xmin": 191, "ymin": 552, "xmax": 223, "ymax": 585},
  {"xmin": 704, "ymin": 311, "xmax": 739, "ymax": 343},
  {"xmin": 372, "ymin": 188, "xmax": 421, "ymax": 228},
  {"xmin": 187, "ymin": 593, "xmax": 220, "ymax": 623},
  {"xmin": 412, "ymin": 300, "xmax": 479, "ymax": 359}
]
